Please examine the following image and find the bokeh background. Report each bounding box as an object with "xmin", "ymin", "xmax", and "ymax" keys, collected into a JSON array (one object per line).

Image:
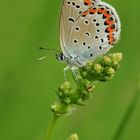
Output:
[{"xmin": 0, "ymin": 0, "xmax": 140, "ymax": 140}]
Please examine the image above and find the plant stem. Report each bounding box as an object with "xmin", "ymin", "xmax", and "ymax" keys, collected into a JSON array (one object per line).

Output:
[
  {"xmin": 112, "ymin": 87, "xmax": 140, "ymax": 140},
  {"xmin": 45, "ymin": 114, "xmax": 59, "ymax": 140}
]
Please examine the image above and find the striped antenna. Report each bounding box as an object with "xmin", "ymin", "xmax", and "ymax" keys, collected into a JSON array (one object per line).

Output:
[{"xmin": 38, "ymin": 47, "xmax": 60, "ymax": 53}]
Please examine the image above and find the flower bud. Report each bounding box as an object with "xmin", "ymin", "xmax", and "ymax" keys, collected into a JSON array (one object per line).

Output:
[
  {"xmin": 85, "ymin": 63, "xmax": 92, "ymax": 70},
  {"xmin": 81, "ymin": 71, "xmax": 87, "ymax": 78},
  {"xmin": 104, "ymin": 76, "xmax": 112, "ymax": 81},
  {"xmin": 57, "ymin": 91, "xmax": 63, "ymax": 97},
  {"xmin": 51, "ymin": 103, "xmax": 59, "ymax": 112},
  {"xmin": 103, "ymin": 56, "xmax": 112, "ymax": 65},
  {"xmin": 94, "ymin": 64, "xmax": 103, "ymax": 74},
  {"xmin": 114, "ymin": 53, "xmax": 123, "ymax": 62},
  {"xmin": 110, "ymin": 53, "xmax": 123, "ymax": 62},
  {"xmin": 107, "ymin": 67, "xmax": 115, "ymax": 75},
  {"xmin": 59, "ymin": 81, "xmax": 71, "ymax": 91},
  {"xmin": 64, "ymin": 89, "xmax": 70, "ymax": 95},
  {"xmin": 112, "ymin": 61, "xmax": 120, "ymax": 69},
  {"xmin": 68, "ymin": 133, "xmax": 79, "ymax": 140},
  {"xmin": 86, "ymin": 82, "xmax": 95, "ymax": 93},
  {"xmin": 64, "ymin": 98, "xmax": 71, "ymax": 104},
  {"xmin": 76, "ymin": 98, "xmax": 88, "ymax": 106}
]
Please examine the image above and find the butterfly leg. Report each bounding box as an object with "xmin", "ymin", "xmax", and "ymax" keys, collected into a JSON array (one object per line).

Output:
[
  {"xmin": 71, "ymin": 66, "xmax": 78, "ymax": 77},
  {"xmin": 71, "ymin": 66, "xmax": 81, "ymax": 86},
  {"xmin": 64, "ymin": 66, "xmax": 78, "ymax": 81},
  {"xmin": 64, "ymin": 66, "xmax": 71, "ymax": 81}
]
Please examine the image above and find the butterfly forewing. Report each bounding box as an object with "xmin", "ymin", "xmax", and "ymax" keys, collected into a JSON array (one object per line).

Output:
[
  {"xmin": 60, "ymin": 0, "xmax": 121, "ymax": 66},
  {"xmin": 60, "ymin": 0, "xmax": 98, "ymax": 57}
]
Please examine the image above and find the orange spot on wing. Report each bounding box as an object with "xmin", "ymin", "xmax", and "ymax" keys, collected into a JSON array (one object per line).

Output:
[
  {"xmin": 103, "ymin": 13, "xmax": 110, "ymax": 18},
  {"xmin": 108, "ymin": 34, "xmax": 115, "ymax": 45},
  {"xmin": 103, "ymin": 10, "xmax": 112, "ymax": 19},
  {"xmin": 89, "ymin": 8, "xmax": 97, "ymax": 14},
  {"xmin": 82, "ymin": 11, "xmax": 89, "ymax": 17},
  {"xmin": 102, "ymin": 8, "xmax": 117, "ymax": 45},
  {"xmin": 97, "ymin": 8, "xmax": 106, "ymax": 14},
  {"xmin": 107, "ymin": 26, "xmax": 115, "ymax": 33},
  {"xmin": 106, "ymin": 18, "xmax": 113, "ymax": 25},
  {"xmin": 84, "ymin": 0, "xmax": 92, "ymax": 6},
  {"xmin": 107, "ymin": 29, "xmax": 115, "ymax": 45}
]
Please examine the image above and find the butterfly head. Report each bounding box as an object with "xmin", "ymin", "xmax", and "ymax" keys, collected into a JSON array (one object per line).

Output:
[{"xmin": 56, "ymin": 53, "xmax": 66, "ymax": 62}]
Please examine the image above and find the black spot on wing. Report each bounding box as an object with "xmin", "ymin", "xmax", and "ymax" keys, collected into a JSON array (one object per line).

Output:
[
  {"xmin": 68, "ymin": 17, "xmax": 75, "ymax": 22},
  {"xmin": 83, "ymin": 42, "xmax": 86, "ymax": 46},
  {"xmin": 85, "ymin": 32, "xmax": 90, "ymax": 36},
  {"xmin": 90, "ymin": 53, "xmax": 93, "ymax": 57},
  {"xmin": 96, "ymin": 23, "xmax": 100, "ymax": 26},
  {"xmin": 101, "ymin": 39, "xmax": 104, "ymax": 43},
  {"xmin": 76, "ymin": 5, "xmax": 80, "ymax": 9}
]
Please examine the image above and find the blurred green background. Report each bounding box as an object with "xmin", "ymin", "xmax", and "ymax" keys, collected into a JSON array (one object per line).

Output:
[{"xmin": 0, "ymin": 0, "xmax": 140, "ymax": 140}]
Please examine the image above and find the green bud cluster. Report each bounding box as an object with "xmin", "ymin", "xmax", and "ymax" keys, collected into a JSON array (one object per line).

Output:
[
  {"xmin": 80, "ymin": 53, "xmax": 123, "ymax": 81},
  {"xmin": 57, "ymin": 81, "xmax": 72, "ymax": 104},
  {"xmin": 51, "ymin": 53, "xmax": 123, "ymax": 116}
]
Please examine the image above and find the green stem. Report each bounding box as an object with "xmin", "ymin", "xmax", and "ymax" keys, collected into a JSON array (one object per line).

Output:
[
  {"xmin": 112, "ymin": 87, "xmax": 140, "ymax": 140},
  {"xmin": 45, "ymin": 114, "xmax": 59, "ymax": 140}
]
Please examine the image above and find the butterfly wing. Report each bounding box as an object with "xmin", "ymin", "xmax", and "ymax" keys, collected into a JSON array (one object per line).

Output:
[
  {"xmin": 60, "ymin": 0, "xmax": 121, "ymax": 65},
  {"xmin": 60, "ymin": 0, "xmax": 99, "ymax": 57}
]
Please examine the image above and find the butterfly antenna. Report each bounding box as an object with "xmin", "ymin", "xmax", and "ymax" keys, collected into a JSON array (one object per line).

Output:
[
  {"xmin": 36, "ymin": 56, "xmax": 47, "ymax": 62},
  {"xmin": 37, "ymin": 47, "xmax": 60, "ymax": 62},
  {"xmin": 38, "ymin": 47, "xmax": 60, "ymax": 53}
]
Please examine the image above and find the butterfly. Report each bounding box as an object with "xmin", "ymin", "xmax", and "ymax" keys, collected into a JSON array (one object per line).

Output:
[{"xmin": 56, "ymin": 0, "xmax": 121, "ymax": 80}]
